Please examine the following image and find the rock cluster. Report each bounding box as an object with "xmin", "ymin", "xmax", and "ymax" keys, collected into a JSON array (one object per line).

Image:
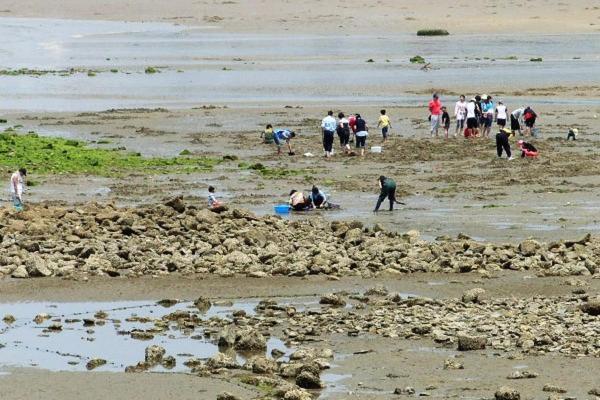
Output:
[{"xmin": 1, "ymin": 202, "xmax": 599, "ymax": 279}]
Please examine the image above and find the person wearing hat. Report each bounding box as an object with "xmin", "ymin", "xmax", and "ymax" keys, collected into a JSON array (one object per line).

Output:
[
  {"xmin": 567, "ymin": 128, "xmax": 578, "ymax": 141},
  {"xmin": 10, "ymin": 168, "xmax": 27, "ymax": 211},
  {"xmin": 496, "ymin": 128, "xmax": 513, "ymax": 160}
]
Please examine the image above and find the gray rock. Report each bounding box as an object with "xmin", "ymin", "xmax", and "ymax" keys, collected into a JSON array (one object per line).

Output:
[
  {"xmin": 462, "ymin": 288, "xmax": 485, "ymax": 303},
  {"xmin": 11, "ymin": 265, "xmax": 28, "ymax": 278},
  {"xmin": 542, "ymin": 384, "xmax": 567, "ymax": 394},
  {"xmin": 145, "ymin": 345, "xmax": 166, "ymax": 364},
  {"xmin": 495, "ymin": 386, "xmax": 520, "ymax": 400},
  {"xmin": 394, "ymin": 387, "xmax": 416, "ymax": 395},
  {"xmin": 581, "ymin": 298, "xmax": 600, "ymax": 316},
  {"xmin": 296, "ymin": 370, "xmax": 323, "ymax": 389},
  {"xmin": 216, "ymin": 392, "xmax": 241, "ymax": 400},
  {"xmin": 457, "ymin": 334, "xmax": 486, "ymax": 351},
  {"xmin": 25, "ymin": 256, "xmax": 52, "ymax": 277},
  {"xmin": 319, "ymin": 293, "xmax": 346, "ymax": 307}
]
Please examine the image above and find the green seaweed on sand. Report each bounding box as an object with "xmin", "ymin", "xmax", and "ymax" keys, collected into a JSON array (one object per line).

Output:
[
  {"xmin": 417, "ymin": 29, "xmax": 449, "ymax": 36},
  {"xmin": 145, "ymin": 67, "xmax": 159, "ymax": 74},
  {"xmin": 0, "ymin": 131, "xmax": 220, "ymax": 177},
  {"xmin": 238, "ymin": 162, "xmax": 306, "ymax": 179},
  {"xmin": 410, "ymin": 55, "xmax": 426, "ymax": 64},
  {"xmin": 530, "ymin": 57, "xmax": 543, "ymax": 62}
]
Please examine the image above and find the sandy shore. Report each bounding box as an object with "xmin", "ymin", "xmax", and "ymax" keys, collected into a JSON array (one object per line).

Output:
[{"xmin": 0, "ymin": 0, "xmax": 599, "ymax": 34}]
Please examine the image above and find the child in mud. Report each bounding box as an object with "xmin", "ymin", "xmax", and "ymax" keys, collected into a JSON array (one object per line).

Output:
[
  {"xmin": 518, "ymin": 140, "xmax": 538, "ymax": 158},
  {"xmin": 10, "ymin": 168, "xmax": 26, "ymax": 211},
  {"xmin": 261, "ymin": 124, "xmax": 274, "ymax": 144},
  {"xmin": 289, "ymin": 190, "xmax": 312, "ymax": 211},
  {"xmin": 273, "ymin": 129, "xmax": 296, "ymax": 155},
  {"xmin": 441, "ymin": 106, "xmax": 450, "ymax": 139},
  {"xmin": 377, "ymin": 109, "xmax": 392, "ymax": 143},
  {"xmin": 207, "ymin": 185, "xmax": 226, "ymax": 212},
  {"xmin": 373, "ymin": 176, "xmax": 404, "ymax": 212},
  {"xmin": 495, "ymin": 128, "xmax": 514, "ymax": 160}
]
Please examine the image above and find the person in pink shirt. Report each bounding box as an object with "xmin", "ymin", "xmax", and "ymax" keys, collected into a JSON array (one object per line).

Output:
[{"xmin": 428, "ymin": 93, "xmax": 442, "ymax": 137}]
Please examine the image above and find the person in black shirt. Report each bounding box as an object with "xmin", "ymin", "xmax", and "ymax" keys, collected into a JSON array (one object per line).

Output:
[{"xmin": 354, "ymin": 113, "xmax": 369, "ymax": 157}]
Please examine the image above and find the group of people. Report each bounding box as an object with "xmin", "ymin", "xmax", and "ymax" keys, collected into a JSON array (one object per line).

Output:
[
  {"xmin": 429, "ymin": 93, "xmax": 539, "ymax": 139},
  {"xmin": 263, "ymin": 109, "xmax": 392, "ymax": 158},
  {"xmin": 289, "ymin": 176, "xmax": 402, "ymax": 213}
]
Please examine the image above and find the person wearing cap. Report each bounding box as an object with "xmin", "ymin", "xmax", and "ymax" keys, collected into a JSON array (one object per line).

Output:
[
  {"xmin": 373, "ymin": 175, "xmax": 404, "ymax": 212},
  {"xmin": 428, "ymin": 93, "xmax": 442, "ymax": 137},
  {"xmin": 567, "ymin": 128, "xmax": 578, "ymax": 141},
  {"xmin": 518, "ymin": 139, "xmax": 538, "ymax": 158},
  {"xmin": 273, "ymin": 128, "xmax": 296, "ymax": 155},
  {"xmin": 496, "ymin": 128, "xmax": 513, "ymax": 160},
  {"xmin": 10, "ymin": 168, "xmax": 27, "ymax": 211}
]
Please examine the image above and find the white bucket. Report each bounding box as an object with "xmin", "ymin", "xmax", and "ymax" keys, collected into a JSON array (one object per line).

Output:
[{"xmin": 371, "ymin": 146, "xmax": 382, "ymax": 153}]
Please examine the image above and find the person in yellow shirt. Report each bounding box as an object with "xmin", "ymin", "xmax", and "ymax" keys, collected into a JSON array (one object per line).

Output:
[{"xmin": 377, "ymin": 109, "xmax": 392, "ymax": 143}]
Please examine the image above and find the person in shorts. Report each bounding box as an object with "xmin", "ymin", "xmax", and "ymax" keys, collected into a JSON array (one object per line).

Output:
[
  {"xmin": 337, "ymin": 112, "xmax": 351, "ymax": 153},
  {"xmin": 510, "ymin": 107, "xmax": 524, "ymax": 136},
  {"xmin": 481, "ymin": 95, "xmax": 494, "ymax": 138},
  {"xmin": 273, "ymin": 129, "xmax": 296, "ymax": 155},
  {"xmin": 465, "ymin": 99, "xmax": 479, "ymax": 138},
  {"xmin": 354, "ymin": 113, "xmax": 368, "ymax": 157},
  {"xmin": 428, "ymin": 93, "xmax": 442, "ymax": 137},
  {"xmin": 495, "ymin": 101, "xmax": 508, "ymax": 128},
  {"xmin": 377, "ymin": 109, "xmax": 392, "ymax": 143},
  {"xmin": 523, "ymin": 106, "xmax": 538, "ymax": 136}
]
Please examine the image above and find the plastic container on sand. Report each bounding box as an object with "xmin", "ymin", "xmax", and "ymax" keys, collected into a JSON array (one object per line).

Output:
[
  {"xmin": 371, "ymin": 146, "xmax": 382, "ymax": 153},
  {"xmin": 274, "ymin": 204, "xmax": 290, "ymax": 214}
]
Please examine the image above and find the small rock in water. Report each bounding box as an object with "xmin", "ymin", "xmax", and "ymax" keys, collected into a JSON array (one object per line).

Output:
[
  {"xmin": 2, "ymin": 315, "xmax": 16, "ymax": 324},
  {"xmin": 156, "ymin": 299, "xmax": 179, "ymax": 307},
  {"xmin": 33, "ymin": 313, "xmax": 50, "ymax": 324},
  {"xmin": 296, "ymin": 370, "xmax": 323, "ymax": 389},
  {"xmin": 86, "ymin": 358, "xmax": 107, "ymax": 370},
  {"xmin": 319, "ymin": 293, "xmax": 346, "ymax": 307},
  {"xmin": 194, "ymin": 296, "xmax": 212, "ymax": 312},
  {"xmin": 145, "ymin": 345, "xmax": 166, "ymax": 364}
]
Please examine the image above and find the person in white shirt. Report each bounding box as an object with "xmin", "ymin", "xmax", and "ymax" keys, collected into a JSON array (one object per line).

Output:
[
  {"xmin": 495, "ymin": 101, "xmax": 508, "ymax": 128},
  {"xmin": 510, "ymin": 107, "xmax": 525, "ymax": 136},
  {"xmin": 465, "ymin": 99, "xmax": 479, "ymax": 138},
  {"xmin": 454, "ymin": 95, "xmax": 467, "ymax": 137},
  {"xmin": 10, "ymin": 168, "xmax": 27, "ymax": 211},
  {"xmin": 321, "ymin": 110, "xmax": 337, "ymax": 158}
]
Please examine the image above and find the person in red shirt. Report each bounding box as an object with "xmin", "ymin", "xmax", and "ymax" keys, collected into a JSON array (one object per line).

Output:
[
  {"xmin": 348, "ymin": 114, "xmax": 357, "ymax": 143},
  {"xmin": 428, "ymin": 93, "xmax": 442, "ymax": 137}
]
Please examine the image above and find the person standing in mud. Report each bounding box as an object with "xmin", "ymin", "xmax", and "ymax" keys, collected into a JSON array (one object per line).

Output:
[
  {"xmin": 348, "ymin": 113, "xmax": 357, "ymax": 143},
  {"xmin": 321, "ymin": 110, "xmax": 337, "ymax": 158},
  {"xmin": 465, "ymin": 99, "xmax": 479, "ymax": 138},
  {"xmin": 337, "ymin": 112, "xmax": 351, "ymax": 154},
  {"xmin": 374, "ymin": 175, "xmax": 404, "ymax": 212},
  {"xmin": 10, "ymin": 168, "xmax": 26, "ymax": 211},
  {"xmin": 428, "ymin": 93, "xmax": 442, "ymax": 137},
  {"xmin": 354, "ymin": 113, "xmax": 369, "ymax": 157},
  {"xmin": 495, "ymin": 101, "xmax": 508, "ymax": 128},
  {"xmin": 454, "ymin": 95, "xmax": 467, "ymax": 137},
  {"xmin": 495, "ymin": 128, "xmax": 514, "ymax": 160}
]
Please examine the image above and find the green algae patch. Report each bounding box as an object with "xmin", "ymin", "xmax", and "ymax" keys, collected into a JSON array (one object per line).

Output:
[
  {"xmin": 0, "ymin": 131, "xmax": 220, "ymax": 177},
  {"xmin": 417, "ymin": 29, "xmax": 449, "ymax": 36}
]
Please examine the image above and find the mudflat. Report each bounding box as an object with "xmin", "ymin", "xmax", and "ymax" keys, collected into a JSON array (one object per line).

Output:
[{"xmin": 0, "ymin": 2, "xmax": 599, "ymax": 400}]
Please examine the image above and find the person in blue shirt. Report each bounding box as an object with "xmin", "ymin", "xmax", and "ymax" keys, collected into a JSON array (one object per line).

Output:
[
  {"xmin": 481, "ymin": 96, "xmax": 495, "ymax": 138},
  {"xmin": 309, "ymin": 185, "xmax": 328, "ymax": 209},
  {"xmin": 273, "ymin": 129, "xmax": 296, "ymax": 155}
]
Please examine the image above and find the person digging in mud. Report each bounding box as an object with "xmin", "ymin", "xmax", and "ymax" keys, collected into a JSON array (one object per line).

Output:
[
  {"xmin": 495, "ymin": 128, "xmax": 514, "ymax": 160},
  {"xmin": 373, "ymin": 176, "xmax": 405, "ymax": 212},
  {"xmin": 308, "ymin": 185, "xmax": 340, "ymax": 209},
  {"xmin": 289, "ymin": 189, "xmax": 312, "ymax": 211},
  {"xmin": 273, "ymin": 129, "xmax": 296, "ymax": 155},
  {"xmin": 567, "ymin": 128, "xmax": 578, "ymax": 140},
  {"xmin": 10, "ymin": 168, "xmax": 26, "ymax": 211},
  {"xmin": 518, "ymin": 140, "xmax": 539, "ymax": 158},
  {"xmin": 261, "ymin": 124, "xmax": 274, "ymax": 144}
]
